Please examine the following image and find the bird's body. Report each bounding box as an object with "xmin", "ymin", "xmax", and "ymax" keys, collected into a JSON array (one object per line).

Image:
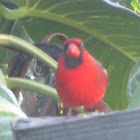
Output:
[{"xmin": 56, "ymin": 38, "xmax": 108, "ymax": 108}]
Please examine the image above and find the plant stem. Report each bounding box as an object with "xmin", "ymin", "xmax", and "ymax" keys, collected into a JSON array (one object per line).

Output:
[
  {"xmin": 0, "ymin": 34, "xmax": 57, "ymax": 71},
  {"xmin": 6, "ymin": 78, "xmax": 87, "ymax": 114},
  {"xmin": 6, "ymin": 78, "xmax": 60, "ymax": 101}
]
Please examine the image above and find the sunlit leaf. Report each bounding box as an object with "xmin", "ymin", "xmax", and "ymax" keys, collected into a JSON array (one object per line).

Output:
[
  {"xmin": 0, "ymin": 70, "xmax": 27, "ymax": 140},
  {"xmin": 128, "ymin": 86, "xmax": 140, "ymax": 109},
  {"xmin": 131, "ymin": 0, "xmax": 140, "ymax": 12},
  {"xmin": 127, "ymin": 59, "xmax": 140, "ymax": 109}
]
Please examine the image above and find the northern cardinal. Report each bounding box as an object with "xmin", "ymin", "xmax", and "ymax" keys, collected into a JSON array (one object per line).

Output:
[{"xmin": 56, "ymin": 38, "xmax": 109, "ymax": 109}]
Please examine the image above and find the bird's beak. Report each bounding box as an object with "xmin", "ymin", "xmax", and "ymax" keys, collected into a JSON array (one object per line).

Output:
[{"xmin": 67, "ymin": 43, "xmax": 80, "ymax": 57}]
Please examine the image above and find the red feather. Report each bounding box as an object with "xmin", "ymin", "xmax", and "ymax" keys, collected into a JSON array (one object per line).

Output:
[{"xmin": 56, "ymin": 40, "xmax": 108, "ymax": 108}]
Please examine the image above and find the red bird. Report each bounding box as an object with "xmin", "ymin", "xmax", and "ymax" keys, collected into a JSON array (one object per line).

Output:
[{"xmin": 56, "ymin": 38, "xmax": 109, "ymax": 109}]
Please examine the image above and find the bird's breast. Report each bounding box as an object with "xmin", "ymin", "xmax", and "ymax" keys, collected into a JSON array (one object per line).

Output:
[{"xmin": 56, "ymin": 50, "xmax": 108, "ymax": 108}]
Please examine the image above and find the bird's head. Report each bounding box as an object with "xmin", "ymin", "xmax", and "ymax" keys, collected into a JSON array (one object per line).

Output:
[
  {"xmin": 64, "ymin": 38, "xmax": 84, "ymax": 58},
  {"xmin": 63, "ymin": 38, "xmax": 84, "ymax": 69}
]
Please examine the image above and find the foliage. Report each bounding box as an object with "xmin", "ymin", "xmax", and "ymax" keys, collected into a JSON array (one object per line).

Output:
[
  {"xmin": 131, "ymin": 0, "xmax": 140, "ymax": 12},
  {"xmin": 0, "ymin": 70, "xmax": 26, "ymax": 140},
  {"xmin": 0, "ymin": 0, "xmax": 140, "ymax": 139}
]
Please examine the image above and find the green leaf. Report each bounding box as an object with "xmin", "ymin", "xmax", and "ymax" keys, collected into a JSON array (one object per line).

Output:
[
  {"xmin": 6, "ymin": 19, "xmax": 34, "ymax": 62},
  {"xmin": 127, "ymin": 59, "xmax": 140, "ymax": 109},
  {"xmin": 131, "ymin": 0, "xmax": 140, "ymax": 11},
  {"xmin": 112, "ymin": 0, "xmax": 132, "ymax": 8},
  {"xmin": 0, "ymin": 117, "xmax": 15, "ymax": 140},
  {"xmin": 0, "ymin": 99, "xmax": 26, "ymax": 117},
  {"xmin": 0, "ymin": 19, "xmax": 33, "ymax": 65},
  {"xmin": 0, "ymin": 100, "xmax": 26, "ymax": 140},
  {"xmin": 128, "ymin": 86, "xmax": 140, "ymax": 109},
  {"xmin": 21, "ymin": 0, "xmax": 139, "ymax": 110},
  {"xmin": 0, "ymin": 70, "xmax": 27, "ymax": 140},
  {"xmin": 0, "ymin": 19, "xmax": 14, "ymax": 64},
  {"xmin": 0, "ymin": 71, "xmax": 6, "ymax": 86},
  {"xmin": 0, "ymin": 0, "xmax": 140, "ymax": 109},
  {"xmin": 0, "ymin": 34, "xmax": 57, "ymax": 70},
  {"xmin": 11, "ymin": 19, "xmax": 33, "ymax": 43},
  {"xmin": 6, "ymin": 78, "xmax": 60, "ymax": 101},
  {"xmin": 12, "ymin": 0, "xmax": 26, "ymax": 7},
  {"xmin": 0, "ymin": 70, "xmax": 18, "ymax": 106},
  {"xmin": 0, "ymin": 86, "xmax": 19, "ymax": 107}
]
